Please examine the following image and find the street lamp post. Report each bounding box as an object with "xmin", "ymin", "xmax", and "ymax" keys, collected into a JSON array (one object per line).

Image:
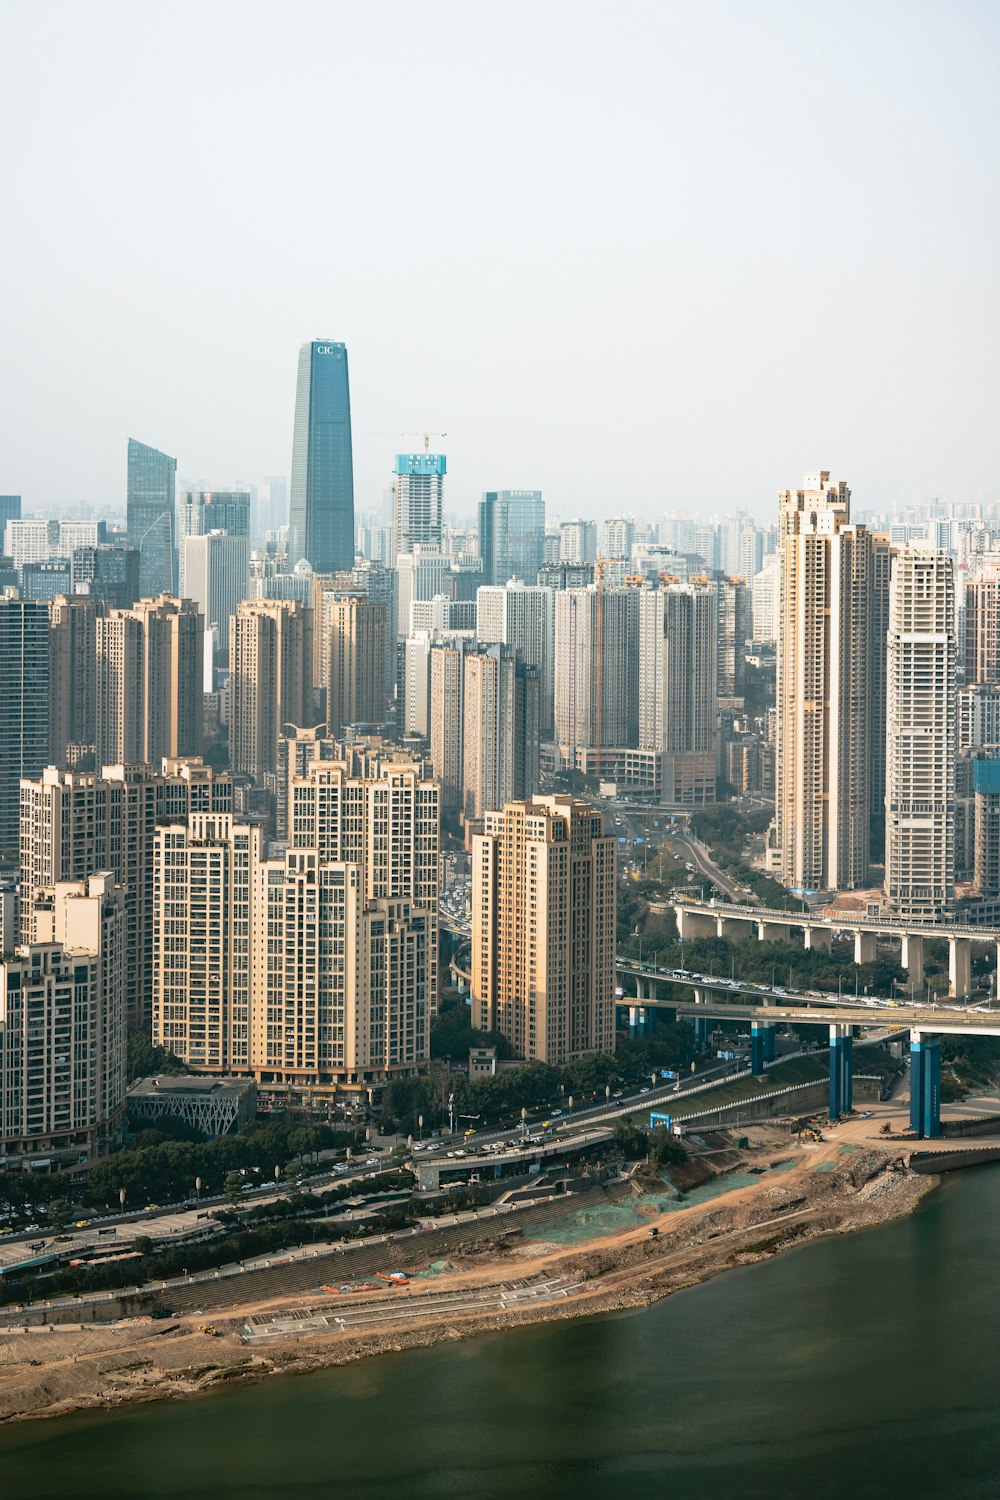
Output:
[{"xmin": 418, "ymin": 1114, "xmax": 424, "ymax": 1143}]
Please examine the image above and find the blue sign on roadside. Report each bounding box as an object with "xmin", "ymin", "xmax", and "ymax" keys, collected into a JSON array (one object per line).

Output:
[
  {"xmin": 661, "ymin": 1069, "xmax": 678, "ymax": 1080},
  {"xmin": 650, "ymin": 1112, "xmax": 672, "ymax": 1130}
]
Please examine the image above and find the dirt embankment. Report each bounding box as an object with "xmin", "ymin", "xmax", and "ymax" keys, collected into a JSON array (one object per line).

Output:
[{"xmin": 0, "ymin": 1139, "xmax": 935, "ymax": 1427}]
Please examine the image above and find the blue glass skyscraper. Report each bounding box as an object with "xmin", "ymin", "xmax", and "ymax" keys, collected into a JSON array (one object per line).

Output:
[
  {"xmin": 288, "ymin": 340, "xmax": 355, "ymax": 572},
  {"xmin": 479, "ymin": 490, "xmax": 545, "ymax": 586},
  {"xmin": 0, "ymin": 597, "xmax": 49, "ymax": 853},
  {"xmin": 127, "ymin": 438, "xmax": 177, "ymax": 598}
]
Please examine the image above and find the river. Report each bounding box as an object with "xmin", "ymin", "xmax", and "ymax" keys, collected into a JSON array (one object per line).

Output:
[{"xmin": 4, "ymin": 1163, "xmax": 1000, "ymax": 1500}]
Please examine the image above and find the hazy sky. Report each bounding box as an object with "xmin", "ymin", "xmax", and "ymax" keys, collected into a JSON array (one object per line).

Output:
[{"xmin": 2, "ymin": 0, "xmax": 999, "ymax": 522}]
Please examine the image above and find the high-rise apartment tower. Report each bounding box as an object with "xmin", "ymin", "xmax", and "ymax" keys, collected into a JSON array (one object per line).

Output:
[
  {"xmin": 884, "ymin": 545, "xmax": 956, "ymax": 921},
  {"xmin": 775, "ymin": 472, "xmax": 871, "ymax": 892},
  {"xmin": 471, "ymin": 796, "xmax": 616, "ymax": 1065}
]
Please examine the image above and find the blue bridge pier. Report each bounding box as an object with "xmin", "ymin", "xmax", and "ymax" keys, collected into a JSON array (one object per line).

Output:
[
  {"xmin": 750, "ymin": 1020, "xmax": 776, "ymax": 1075},
  {"xmin": 909, "ymin": 1029, "xmax": 941, "ymax": 1139},
  {"xmin": 829, "ymin": 1023, "xmax": 853, "ymax": 1120}
]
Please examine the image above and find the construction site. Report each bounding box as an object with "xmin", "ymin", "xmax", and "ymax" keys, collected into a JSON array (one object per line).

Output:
[{"xmin": 0, "ymin": 1093, "xmax": 948, "ymax": 1426}]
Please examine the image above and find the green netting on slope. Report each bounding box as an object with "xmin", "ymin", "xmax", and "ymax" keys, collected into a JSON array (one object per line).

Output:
[{"xmin": 523, "ymin": 1173, "xmax": 762, "ymax": 1244}]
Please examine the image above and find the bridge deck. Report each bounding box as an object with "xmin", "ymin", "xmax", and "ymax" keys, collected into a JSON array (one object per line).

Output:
[
  {"xmin": 666, "ymin": 998, "xmax": 1000, "ymax": 1038},
  {"xmin": 673, "ymin": 899, "xmax": 1000, "ymax": 942}
]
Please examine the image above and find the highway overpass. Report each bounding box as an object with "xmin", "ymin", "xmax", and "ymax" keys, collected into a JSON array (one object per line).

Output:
[
  {"xmin": 615, "ymin": 967, "xmax": 998, "ymax": 1139},
  {"xmin": 672, "ymin": 897, "xmax": 1000, "ymax": 999}
]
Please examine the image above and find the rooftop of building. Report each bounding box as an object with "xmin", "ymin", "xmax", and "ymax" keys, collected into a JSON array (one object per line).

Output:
[{"xmin": 128, "ymin": 1074, "xmax": 255, "ymax": 1099}]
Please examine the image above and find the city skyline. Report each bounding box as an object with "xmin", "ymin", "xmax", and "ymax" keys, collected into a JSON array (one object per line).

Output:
[{"xmin": 2, "ymin": 2, "xmax": 999, "ymax": 519}]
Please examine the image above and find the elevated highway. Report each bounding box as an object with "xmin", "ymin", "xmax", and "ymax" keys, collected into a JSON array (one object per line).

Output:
[
  {"xmin": 673, "ymin": 897, "xmax": 1000, "ymax": 999},
  {"xmin": 614, "ymin": 958, "xmax": 1000, "ymax": 1140}
]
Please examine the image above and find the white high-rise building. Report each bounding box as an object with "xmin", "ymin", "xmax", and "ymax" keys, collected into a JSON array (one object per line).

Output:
[
  {"xmin": 229, "ymin": 598, "xmax": 314, "ymax": 782},
  {"xmin": 959, "ymin": 683, "xmax": 1000, "ymax": 752},
  {"xmin": 4, "ymin": 519, "xmax": 101, "ymax": 570},
  {"xmin": 430, "ymin": 639, "xmax": 473, "ymax": 809},
  {"xmin": 181, "ymin": 531, "xmax": 250, "ymax": 659},
  {"xmin": 600, "ymin": 517, "xmax": 634, "ymax": 560},
  {"xmin": 776, "ymin": 472, "xmax": 871, "ymax": 893},
  {"xmin": 462, "ymin": 646, "xmax": 540, "ymax": 820},
  {"xmin": 396, "ymin": 546, "xmax": 450, "ymax": 634},
  {"xmin": 404, "ymin": 627, "xmax": 475, "ymax": 738},
  {"xmin": 638, "ymin": 583, "xmax": 718, "ymax": 804},
  {"xmin": 20, "ymin": 759, "xmax": 232, "ymax": 1025},
  {"xmin": 0, "ymin": 873, "xmax": 127, "ymax": 1171},
  {"xmin": 885, "ymin": 545, "xmax": 956, "ymax": 921},
  {"xmin": 153, "ymin": 813, "xmax": 258, "ymax": 1072},
  {"xmin": 559, "ymin": 519, "xmax": 597, "ymax": 565},
  {"xmin": 554, "ymin": 587, "xmax": 638, "ymax": 760},
  {"xmin": 152, "ymin": 764, "xmax": 440, "ymax": 1087},
  {"xmin": 393, "ymin": 454, "xmax": 445, "ymax": 557},
  {"xmin": 96, "ymin": 596, "xmax": 204, "ymax": 767},
  {"xmin": 751, "ymin": 554, "xmax": 780, "ymax": 644},
  {"xmin": 476, "ymin": 580, "xmax": 555, "ymax": 736}
]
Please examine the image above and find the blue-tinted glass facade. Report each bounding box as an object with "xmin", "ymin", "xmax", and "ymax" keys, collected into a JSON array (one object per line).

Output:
[
  {"xmin": 0, "ymin": 598, "xmax": 49, "ymax": 852},
  {"xmin": 127, "ymin": 438, "xmax": 177, "ymax": 598},
  {"xmin": 479, "ymin": 490, "xmax": 544, "ymax": 586},
  {"xmin": 974, "ymin": 757, "xmax": 1000, "ymax": 795},
  {"xmin": 19, "ymin": 558, "xmax": 71, "ymax": 601},
  {"xmin": 288, "ymin": 341, "xmax": 355, "ymax": 572},
  {"xmin": 0, "ymin": 495, "xmax": 21, "ymax": 535}
]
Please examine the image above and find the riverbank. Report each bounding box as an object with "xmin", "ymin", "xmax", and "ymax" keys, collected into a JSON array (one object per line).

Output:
[{"xmin": 0, "ymin": 1125, "xmax": 937, "ymax": 1427}]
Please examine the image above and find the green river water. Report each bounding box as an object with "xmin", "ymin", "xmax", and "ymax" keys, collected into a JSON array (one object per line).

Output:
[{"xmin": 3, "ymin": 1162, "xmax": 1000, "ymax": 1500}]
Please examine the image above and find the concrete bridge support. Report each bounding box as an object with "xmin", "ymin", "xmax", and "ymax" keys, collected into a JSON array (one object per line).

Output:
[
  {"xmin": 853, "ymin": 930, "xmax": 877, "ymax": 965},
  {"xmin": 717, "ymin": 915, "xmax": 754, "ymax": 942},
  {"xmin": 948, "ymin": 938, "xmax": 972, "ymax": 999},
  {"xmin": 804, "ymin": 926, "xmax": 832, "ymax": 951},
  {"xmin": 910, "ymin": 1030, "xmax": 941, "ymax": 1139},
  {"xmin": 829, "ymin": 1024, "xmax": 853, "ymax": 1120},
  {"xmin": 758, "ymin": 921, "xmax": 791, "ymax": 942},
  {"xmin": 675, "ymin": 906, "xmax": 717, "ymax": 941},
  {"xmin": 751, "ymin": 1021, "xmax": 775, "ymax": 1076},
  {"xmin": 690, "ymin": 987, "xmax": 711, "ymax": 1048},
  {"xmin": 900, "ymin": 934, "xmax": 925, "ymax": 996},
  {"xmin": 627, "ymin": 1005, "xmax": 649, "ymax": 1039}
]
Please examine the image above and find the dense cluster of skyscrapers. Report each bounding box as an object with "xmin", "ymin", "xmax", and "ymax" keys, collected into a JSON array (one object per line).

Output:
[{"xmin": 3, "ymin": 333, "xmax": 999, "ymax": 1178}]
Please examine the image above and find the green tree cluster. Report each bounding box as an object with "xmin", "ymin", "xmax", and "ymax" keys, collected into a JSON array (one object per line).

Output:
[
  {"xmin": 381, "ymin": 1032, "xmax": 696, "ymax": 1136},
  {"xmin": 612, "ymin": 1120, "xmax": 686, "ymax": 1166},
  {"xmin": 126, "ymin": 1029, "xmax": 187, "ymax": 1085},
  {"xmin": 429, "ymin": 988, "xmax": 512, "ymax": 1062},
  {"xmin": 85, "ymin": 1121, "xmax": 348, "ymax": 1209}
]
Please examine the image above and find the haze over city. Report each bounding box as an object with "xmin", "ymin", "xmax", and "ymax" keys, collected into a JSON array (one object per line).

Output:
[
  {"xmin": 7, "ymin": 5, "xmax": 1000, "ymax": 1494},
  {"xmin": 3, "ymin": 0, "xmax": 999, "ymax": 518}
]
